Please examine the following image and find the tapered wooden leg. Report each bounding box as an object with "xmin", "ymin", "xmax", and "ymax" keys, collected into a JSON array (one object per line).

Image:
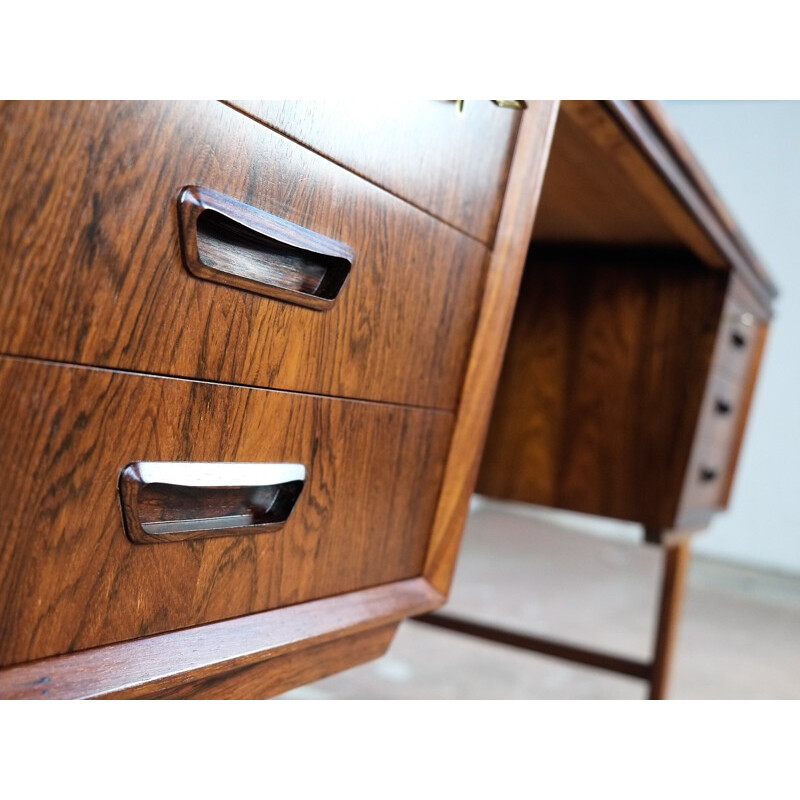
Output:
[{"xmin": 648, "ymin": 537, "xmax": 691, "ymax": 700}]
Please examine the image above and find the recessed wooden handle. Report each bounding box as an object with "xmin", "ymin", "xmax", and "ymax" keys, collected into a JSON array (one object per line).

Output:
[
  {"xmin": 119, "ymin": 462, "xmax": 306, "ymax": 544},
  {"xmin": 178, "ymin": 186, "xmax": 353, "ymax": 310}
]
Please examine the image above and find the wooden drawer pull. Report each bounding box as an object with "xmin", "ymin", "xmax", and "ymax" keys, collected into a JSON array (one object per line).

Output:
[
  {"xmin": 119, "ymin": 462, "xmax": 306, "ymax": 544},
  {"xmin": 178, "ymin": 186, "xmax": 353, "ymax": 310}
]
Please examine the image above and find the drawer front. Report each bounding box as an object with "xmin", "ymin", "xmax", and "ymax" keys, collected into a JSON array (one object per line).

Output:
[
  {"xmin": 694, "ymin": 373, "xmax": 745, "ymax": 454},
  {"xmin": 0, "ymin": 356, "xmax": 452, "ymax": 667},
  {"xmin": 715, "ymin": 300, "xmax": 760, "ymax": 380},
  {"xmin": 229, "ymin": 100, "xmax": 522, "ymax": 245},
  {"xmin": 680, "ymin": 439, "xmax": 726, "ymax": 518},
  {"xmin": 712, "ymin": 277, "xmax": 767, "ymax": 382},
  {"xmin": 0, "ymin": 101, "xmax": 487, "ymax": 410},
  {"xmin": 679, "ymin": 371, "xmax": 748, "ymax": 521},
  {"xmin": 679, "ymin": 280, "xmax": 768, "ymax": 523}
]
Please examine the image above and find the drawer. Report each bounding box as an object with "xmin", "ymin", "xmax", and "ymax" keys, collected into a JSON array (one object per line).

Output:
[
  {"xmin": 679, "ymin": 362, "xmax": 754, "ymax": 522},
  {"xmin": 713, "ymin": 290, "xmax": 763, "ymax": 381},
  {"xmin": 679, "ymin": 440, "xmax": 726, "ymax": 519},
  {"xmin": 694, "ymin": 372, "xmax": 746, "ymax": 453},
  {"xmin": 229, "ymin": 100, "xmax": 522, "ymax": 245},
  {"xmin": 0, "ymin": 100, "xmax": 487, "ymax": 410},
  {"xmin": 0, "ymin": 356, "xmax": 453, "ymax": 667}
]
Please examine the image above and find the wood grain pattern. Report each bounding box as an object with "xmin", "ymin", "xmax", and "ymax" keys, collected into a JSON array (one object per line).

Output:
[
  {"xmin": 422, "ymin": 101, "xmax": 560, "ymax": 594},
  {"xmin": 0, "ymin": 101, "xmax": 488, "ymax": 410},
  {"xmin": 0, "ymin": 356, "xmax": 452, "ymax": 667},
  {"xmin": 0, "ymin": 578, "xmax": 442, "ymax": 699},
  {"xmin": 228, "ymin": 100, "xmax": 522, "ymax": 246},
  {"xmin": 134, "ymin": 624, "xmax": 398, "ymax": 699},
  {"xmin": 532, "ymin": 101, "xmax": 725, "ymax": 267},
  {"xmin": 532, "ymin": 107, "xmax": 682, "ymax": 248},
  {"xmin": 477, "ymin": 247, "xmax": 728, "ymax": 529}
]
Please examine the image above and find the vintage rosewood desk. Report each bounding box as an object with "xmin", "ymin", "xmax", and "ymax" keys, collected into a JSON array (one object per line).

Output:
[{"xmin": 0, "ymin": 101, "xmax": 774, "ymax": 698}]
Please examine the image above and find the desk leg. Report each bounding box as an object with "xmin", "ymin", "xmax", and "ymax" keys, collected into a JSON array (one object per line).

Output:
[
  {"xmin": 414, "ymin": 530, "xmax": 692, "ymax": 699},
  {"xmin": 648, "ymin": 536, "xmax": 691, "ymax": 700}
]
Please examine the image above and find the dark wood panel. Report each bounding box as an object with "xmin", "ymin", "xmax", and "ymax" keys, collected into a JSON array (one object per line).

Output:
[
  {"xmin": 533, "ymin": 108, "xmax": 680, "ymax": 248},
  {"xmin": 532, "ymin": 102, "xmax": 725, "ymax": 267},
  {"xmin": 0, "ymin": 101, "xmax": 488, "ymax": 410},
  {"xmin": 422, "ymin": 101, "xmax": 560, "ymax": 593},
  {"xmin": 477, "ymin": 247, "xmax": 728, "ymax": 529},
  {"xmin": 228, "ymin": 100, "xmax": 522, "ymax": 245},
  {"xmin": 0, "ymin": 578, "xmax": 441, "ymax": 699},
  {"xmin": 0, "ymin": 357, "xmax": 452, "ymax": 667},
  {"xmin": 134, "ymin": 625, "xmax": 397, "ymax": 699}
]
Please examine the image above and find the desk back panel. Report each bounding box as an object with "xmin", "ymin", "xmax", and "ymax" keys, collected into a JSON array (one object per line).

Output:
[{"xmin": 477, "ymin": 246, "xmax": 728, "ymax": 530}]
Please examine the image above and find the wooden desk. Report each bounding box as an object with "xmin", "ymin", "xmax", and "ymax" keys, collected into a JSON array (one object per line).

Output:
[{"xmin": 0, "ymin": 101, "xmax": 774, "ymax": 699}]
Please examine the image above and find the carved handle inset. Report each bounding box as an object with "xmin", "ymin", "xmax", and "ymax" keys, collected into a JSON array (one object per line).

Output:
[
  {"xmin": 178, "ymin": 186, "xmax": 353, "ymax": 310},
  {"xmin": 119, "ymin": 462, "xmax": 306, "ymax": 544}
]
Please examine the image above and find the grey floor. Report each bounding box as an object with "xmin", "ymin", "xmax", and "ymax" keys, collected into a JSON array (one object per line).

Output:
[{"xmin": 280, "ymin": 501, "xmax": 800, "ymax": 699}]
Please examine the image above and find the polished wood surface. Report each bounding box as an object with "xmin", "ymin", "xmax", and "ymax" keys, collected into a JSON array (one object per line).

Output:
[
  {"xmin": 228, "ymin": 100, "xmax": 522, "ymax": 245},
  {"xmin": 0, "ymin": 100, "xmax": 777, "ymax": 699},
  {"xmin": 533, "ymin": 101, "xmax": 724, "ymax": 266},
  {"xmin": 477, "ymin": 247, "xmax": 728, "ymax": 530},
  {"xmin": 0, "ymin": 98, "xmax": 535, "ymax": 698},
  {"xmin": 0, "ymin": 101, "xmax": 487, "ymax": 410},
  {"xmin": 0, "ymin": 356, "xmax": 452, "ymax": 666},
  {"xmin": 0, "ymin": 578, "xmax": 441, "ymax": 699},
  {"xmin": 533, "ymin": 107, "xmax": 683, "ymax": 248},
  {"xmin": 139, "ymin": 625, "xmax": 397, "ymax": 699},
  {"xmin": 422, "ymin": 101, "xmax": 560, "ymax": 593}
]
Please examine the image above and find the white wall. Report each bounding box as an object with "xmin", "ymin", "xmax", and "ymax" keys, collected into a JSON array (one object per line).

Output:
[{"xmin": 658, "ymin": 101, "xmax": 800, "ymax": 575}]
